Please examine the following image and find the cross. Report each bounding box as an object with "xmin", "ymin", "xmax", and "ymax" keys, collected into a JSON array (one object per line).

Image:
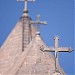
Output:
[
  {"xmin": 17, "ymin": 0, "xmax": 35, "ymax": 12},
  {"xmin": 40, "ymin": 36, "xmax": 73, "ymax": 73},
  {"xmin": 30, "ymin": 15, "xmax": 47, "ymax": 34}
]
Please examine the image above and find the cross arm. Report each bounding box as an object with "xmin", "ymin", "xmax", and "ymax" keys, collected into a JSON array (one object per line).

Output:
[
  {"xmin": 17, "ymin": 0, "xmax": 35, "ymax": 2},
  {"xmin": 30, "ymin": 15, "xmax": 47, "ymax": 25},
  {"xmin": 58, "ymin": 47, "xmax": 73, "ymax": 52},
  {"xmin": 40, "ymin": 45, "xmax": 55, "ymax": 52},
  {"xmin": 30, "ymin": 21, "xmax": 47, "ymax": 25}
]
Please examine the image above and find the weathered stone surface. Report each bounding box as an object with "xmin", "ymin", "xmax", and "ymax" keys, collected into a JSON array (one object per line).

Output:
[
  {"xmin": 0, "ymin": 20, "xmax": 23, "ymax": 74},
  {"xmin": 1, "ymin": 34, "xmax": 65, "ymax": 75},
  {"xmin": 0, "ymin": 18, "xmax": 36, "ymax": 75},
  {"xmin": 16, "ymin": 35, "xmax": 65, "ymax": 75},
  {"xmin": 0, "ymin": 15, "xmax": 65, "ymax": 75}
]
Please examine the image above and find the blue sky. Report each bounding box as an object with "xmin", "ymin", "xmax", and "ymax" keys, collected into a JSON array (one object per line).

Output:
[{"xmin": 0, "ymin": 0, "xmax": 74, "ymax": 74}]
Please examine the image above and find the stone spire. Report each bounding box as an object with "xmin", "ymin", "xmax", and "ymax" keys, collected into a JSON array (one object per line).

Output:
[
  {"xmin": 17, "ymin": 0, "xmax": 36, "ymax": 51},
  {"xmin": 0, "ymin": 1, "xmax": 73, "ymax": 75}
]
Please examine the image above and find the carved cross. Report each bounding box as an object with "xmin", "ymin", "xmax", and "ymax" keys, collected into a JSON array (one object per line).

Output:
[
  {"xmin": 31, "ymin": 15, "xmax": 47, "ymax": 33},
  {"xmin": 17, "ymin": 0, "xmax": 35, "ymax": 12},
  {"xmin": 40, "ymin": 36, "xmax": 73, "ymax": 73}
]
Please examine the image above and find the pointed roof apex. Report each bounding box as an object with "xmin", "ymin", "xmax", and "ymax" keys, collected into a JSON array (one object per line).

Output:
[{"xmin": 17, "ymin": 0, "xmax": 35, "ymax": 17}]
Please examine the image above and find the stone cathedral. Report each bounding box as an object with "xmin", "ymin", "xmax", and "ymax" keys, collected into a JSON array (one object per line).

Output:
[{"xmin": 0, "ymin": 0, "xmax": 73, "ymax": 75}]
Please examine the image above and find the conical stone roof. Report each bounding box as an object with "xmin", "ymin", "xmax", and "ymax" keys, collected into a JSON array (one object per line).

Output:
[
  {"xmin": 0, "ymin": 1, "xmax": 66, "ymax": 75},
  {"xmin": 0, "ymin": 16, "xmax": 36, "ymax": 74},
  {"xmin": 0, "ymin": 32, "xmax": 65, "ymax": 75},
  {"xmin": 15, "ymin": 34, "xmax": 65, "ymax": 75}
]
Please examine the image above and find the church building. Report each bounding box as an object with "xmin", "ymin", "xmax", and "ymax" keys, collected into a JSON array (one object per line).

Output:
[{"xmin": 0, "ymin": 0, "xmax": 73, "ymax": 75}]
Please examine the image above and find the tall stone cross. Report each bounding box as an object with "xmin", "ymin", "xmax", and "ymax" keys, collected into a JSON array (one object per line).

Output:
[
  {"xmin": 40, "ymin": 36, "xmax": 73, "ymax": 73},
  {"xmin": 31, "ymin": 15, "xmax": 47, "ymax": 34},
  {"xmin": 17, "ymin": 0, "xmax": 35, "ymax": 12}
]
